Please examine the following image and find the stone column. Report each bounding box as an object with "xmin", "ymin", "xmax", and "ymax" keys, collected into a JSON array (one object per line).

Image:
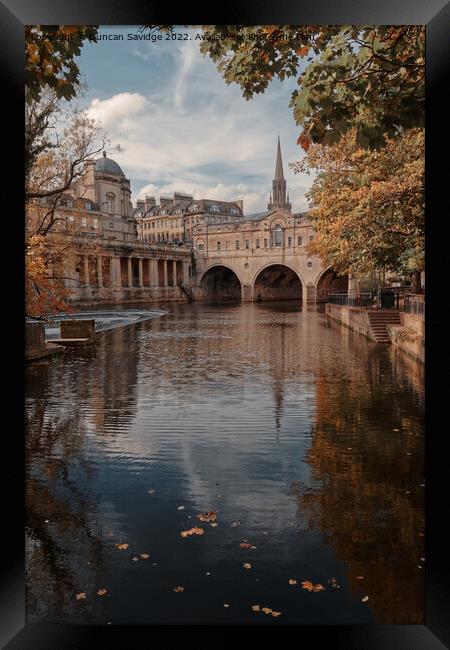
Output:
[
  {"xmin": 127, "ymin": 257, "xmax": 133, "ymax": 287},
  {"xmin": 150, "ymin": 259, "xmax": 158, "ymax": 287},
  {"xmin": 97, "ymin": 257, "xmax": 103, "ymax": 287},
  {"xmin": 163, "ymin": 260, "xmax": 168, "ymax": 287},
  {"xmin": 138, "ymin": 258, "xmax": 143, "ymax": 287},
  {"xmin": 173, "ymin": 260, "xmax": 177, "ymax": 286},
  {"xmin": 83, "ymin": 257, "xmax": 89, "ymax": 287},
  {"xmin": 111, "ymin": 257, "xmax": 121, "ymax": 287},
  {"xmin": 348, "ymin": 273, "xmax": 358, "ymax": 295}
]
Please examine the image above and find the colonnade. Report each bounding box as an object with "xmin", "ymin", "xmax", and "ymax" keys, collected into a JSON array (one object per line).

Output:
[{"xmin": 74, "ymin": 255, "xmax": 190, "ymax": 289}]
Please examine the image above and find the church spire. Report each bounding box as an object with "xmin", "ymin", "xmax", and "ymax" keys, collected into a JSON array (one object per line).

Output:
[
  {"xmin": 268, "ymin": 135, "xmax": 291, "ymax": 212},
  {"xmin": 274, "ymin": 134, "xmax": 285, "ymax": 181}
]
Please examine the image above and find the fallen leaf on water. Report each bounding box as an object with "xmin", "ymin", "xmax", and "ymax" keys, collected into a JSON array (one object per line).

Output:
[
  {"xmin": 355, "ymin": 576, "xmax": 365, "ymax": 580},
  {"xmin": 393, "ymin": 428, "xmax": 400, "ymax": 432},
  {"xmin": 231, "ymin": 522, "xmax": 240, "ymax": 528},
  {"xmin": 132, "ymin": 556, "xmax": 139, "ymax": 562},
  {"xmin": 361, "ymin": 596, "xmax": 369, "ymax": 602},
  {"xmin": 210, "ymin": 523, "xmax": 218, "ymax": 528},
  {"xmin": 301, "ymin": 580, "xmax": 325, "ymax": 593},
  {"xmin": 288, "ymin": 579, "xmax": 297, "ymax": 585},
  {"xmin": 177, "ymin": 506, "xmax": 185, "ymax": 510},
  {"xmin": 97, "ymin": 588, "xmax": 108, "ymax": 596},
  {"xmin": 224, "ymin": 603, "xmax": 230, "ymax": 608},
  {"xmin": 75, "ymin": 592, "xmax": 86, "ymax": 600},
  {"xmin": 240, "ymin": 542, "xmax": 256, "ymax": 550},
  {"xmin": 243, "ymin": 563, "xmax": 252, "ymax": 570},
  {"xmin": 252, "ymin": 605, "xmax": 261, "ymax": 612},
  {"xmin": 140, "ymin": 554, "xmax": 149, "ymax": 559},
  {"xmin": 262, "ymin": 607, "xmax": 282, "ymax": 617},
  {"xmin": 181, "ymin": 527, "xmax": 204, "ymax": 538},
  {"xmin": 115, "ymin": 543, "xmax": 129, "ymax": 550},
  {"xmin": 173, "ymin": 586, "xmax": 184, "ymax": 593},
  {"xmin": 197, "ymin": 510, "xmax": 217, "ymax": 523},
  {"xmin": 148, "ymin": 489, "xmax": 156, "ymax": 495}
]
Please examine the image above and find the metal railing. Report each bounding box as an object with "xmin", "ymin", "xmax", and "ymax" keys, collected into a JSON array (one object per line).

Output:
[
  {"xmin": 402, "ymin": 293, "xmax": 425, "ymax": 315},
  {"xmin": 328, "ymin": 292, "xmax": 374, "ymax": 307}
]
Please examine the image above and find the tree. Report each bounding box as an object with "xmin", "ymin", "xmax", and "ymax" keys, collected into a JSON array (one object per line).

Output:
[
  {"xmin": 197, "ymin": 25, "xmax": 424, "ymax": 149},
  {"xmin": 290, "ymin": 128, "xmax": 424, "ymax": 281},
  {"xmin": 25, "ymin": 25, "xmax": 98, "ymax": 104},
  {"xmin": 25, "ymin": 93, "xmax": 106, "ymax": 317}
]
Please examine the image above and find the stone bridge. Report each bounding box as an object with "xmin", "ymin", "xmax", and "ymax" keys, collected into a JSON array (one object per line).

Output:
[{"xmin": 192, "ymin": 248, "xmax": 349, "ymax": 305}]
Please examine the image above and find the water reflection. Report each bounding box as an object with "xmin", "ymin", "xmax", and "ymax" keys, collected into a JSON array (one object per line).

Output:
[{"xmin": 26, "ymin": 301, "xmax": 424, "ymax": 624}]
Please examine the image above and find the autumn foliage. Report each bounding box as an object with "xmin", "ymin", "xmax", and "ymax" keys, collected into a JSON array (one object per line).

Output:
[{"xmin": 290, "ymin": 128, "xmax": 424, "ymax": 278}]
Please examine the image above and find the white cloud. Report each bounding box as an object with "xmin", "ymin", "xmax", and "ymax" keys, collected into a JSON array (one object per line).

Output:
[
  {"xmin": 82, "ymin": 37, "xmax": 313, "ymax": 213},
  {"xmin": 87, "ymin": 92, "xmax": 147, "ymax": 129}
]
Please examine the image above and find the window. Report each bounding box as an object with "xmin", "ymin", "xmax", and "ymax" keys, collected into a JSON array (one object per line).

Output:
[
  {"xmin": 67, "ymin": 200, "xmax": 74, "ymax": 208},
  {"xmin": 210, "ymin": 204, "xmax": 219, "ymax": 212},
  {"xmin": 274, "ymin": 225, "xmax": 283, "ymax": 247},
  {"xmin": 105, "ymin": 193, "xmax": 115, "ymax": 213},
  {"xmin": 217, "ymin": 241, "xmax": 221, "ymax": 251},
  {"xmin": 298, "ymin": 236, "xmax": 303, "ymax": 246},
  {"xmin": 109, "ymin": 221, "xmax": 114, "ymax": 229},
  {"xmin": 309, "ymin": 235, "xmax": 314, "ymax": 242},
  {"xmin": 93, "ymin": 219, "xmax": 99, "ymax": 229},
  {"xmin": 197, "ymin": 239, "xmax": 205, "ymax": 251},
  {"xmin": 81, "ymin": 217, "xmax": 87, "ymax": 227},
  {"xmin": 245, "ymin": 240, "xmax": 250, "ymax": 249},
  {"xmin": 256, "ymin": 239, "xmax": 260, "ymax": 248},
  {"xmin": 264, "ymin": 238, "xmax": 268, "ymax": 248},
  {"xmin": 85, "ymin": 202, "xmax": 92, "ymax": 211},
  {"xmin": 190, "ymin": 204, "xmax": 199, "ymax": 212},
  {"xmin": 288, "ymin": 237, "xmax": 292, "ymax": 247},
  {"xmin": 236, "ymin": 240, "xmax": 240, "ymax": 249}
]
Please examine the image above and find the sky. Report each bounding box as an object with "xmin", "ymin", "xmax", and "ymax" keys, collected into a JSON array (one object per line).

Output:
[{"xmin": 75, "ymin": 26, "xmax": 313, "ymax": 214}]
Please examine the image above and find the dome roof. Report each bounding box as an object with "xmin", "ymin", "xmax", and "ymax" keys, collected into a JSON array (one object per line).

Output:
[{"xmin": 95, "ymin": 151, "xmax": 123, "ymax": 175}]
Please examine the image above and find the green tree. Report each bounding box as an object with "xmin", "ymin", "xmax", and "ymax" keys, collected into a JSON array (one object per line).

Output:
[
  {"xmin": 25, "ymin": 25, "xmax": 98, "ymax": 104},
  {"xmin": 290, "ymin": 128, "xmax": 424, "ymax": 280},
  {"xmin": 197, "ymin": 25, "xmax": 424, "ymax": 149}
]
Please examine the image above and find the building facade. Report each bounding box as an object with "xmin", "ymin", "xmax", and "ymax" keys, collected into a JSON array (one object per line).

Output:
[
  {"xmin": 32, "ymin": 138, "xmax": 350, "ymax": 307},
  {"xmin": 134, "ymin": 194, "xmax": 244, "ymax": 245}
]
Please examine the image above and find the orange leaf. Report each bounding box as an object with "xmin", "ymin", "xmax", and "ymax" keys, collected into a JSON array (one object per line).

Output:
[{"xmin": 180, "ymin": 527, "xmax": 204, "ymax": 538}]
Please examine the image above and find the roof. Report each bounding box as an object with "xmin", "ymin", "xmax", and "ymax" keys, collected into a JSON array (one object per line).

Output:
[{"xmin": 95, "ymin": 151, "xmax": 123, "ymax": 175}]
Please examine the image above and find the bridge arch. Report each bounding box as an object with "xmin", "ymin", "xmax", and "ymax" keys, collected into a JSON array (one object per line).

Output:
[
  {"xmin": 315, "ymin": 266, "xmax": 348, "ymax": 302},
  {"xmin": 252, "ymin": 263, "xmax": 303, "ymax": 302},
  {"xmin": 199, "ymin": 264, "xmax": 242, "ymax": 303}
]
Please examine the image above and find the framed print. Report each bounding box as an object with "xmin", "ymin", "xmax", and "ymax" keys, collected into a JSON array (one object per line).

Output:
[{"xmin": 1, "ymin": 0, "xmax": 448, "ymax": 647}]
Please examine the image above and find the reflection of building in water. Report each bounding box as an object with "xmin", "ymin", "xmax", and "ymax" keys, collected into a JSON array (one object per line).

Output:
[{"xmin": 293, "ymin": 338, "xmax": 425, "ymax": 624}]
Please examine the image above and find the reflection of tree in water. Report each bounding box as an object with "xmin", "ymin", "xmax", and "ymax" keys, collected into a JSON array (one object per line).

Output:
[
  {"xmin": 25, "ymin": 327, "xmax": 139, "ymax": 622},
  {"xmin": 292, "ymin": 338, "xmax": 424, "ymax": 624}
]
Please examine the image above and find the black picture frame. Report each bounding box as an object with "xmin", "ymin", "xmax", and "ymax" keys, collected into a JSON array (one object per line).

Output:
[{"xmin": 1, "ymin": 1, "xmax": 448, "ymax": 647}]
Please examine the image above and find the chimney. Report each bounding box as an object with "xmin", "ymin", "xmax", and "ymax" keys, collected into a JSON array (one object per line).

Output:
[{"xmin": 144, "ymin": 195, "xmax": 156, "ymax": 211}]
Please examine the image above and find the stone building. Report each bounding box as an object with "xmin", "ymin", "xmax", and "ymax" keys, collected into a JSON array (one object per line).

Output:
[
  {"xmin": 191, "ymin": 136, "xmax": 348, "ymax": 305},
  {"xmin": 134, "ymin": 194, "xmax": 244, "ymax": 245},
  {"xmin": 31, "ymin": 138, "xmax": 351, "ymax": 308},
  {"xmin": 32, "ymin": 151, "xmax": 193, "ymax": 305}
]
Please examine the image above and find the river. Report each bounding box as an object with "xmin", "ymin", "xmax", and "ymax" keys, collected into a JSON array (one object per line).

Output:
[{"xmin": 25, "ymin": 301, "xmax": 425, "ymax": 625}]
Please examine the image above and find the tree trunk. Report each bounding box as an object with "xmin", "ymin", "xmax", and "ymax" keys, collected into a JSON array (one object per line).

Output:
[{"xmin": 411, "ymin": 271, "xmax": 422, "ymax": 294}]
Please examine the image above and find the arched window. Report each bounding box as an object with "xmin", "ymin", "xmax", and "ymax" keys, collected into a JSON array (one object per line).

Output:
[
  {"xmin": 209, "ymin": 204, "xmax": 219, "ymax": 212},
  {"xmin": 196, "ymin": 238, "xmax": 205, "ymax": 251},
  {"xmin": 274, "ymin": 224, "xmax": 283, "ymax": 247}
]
